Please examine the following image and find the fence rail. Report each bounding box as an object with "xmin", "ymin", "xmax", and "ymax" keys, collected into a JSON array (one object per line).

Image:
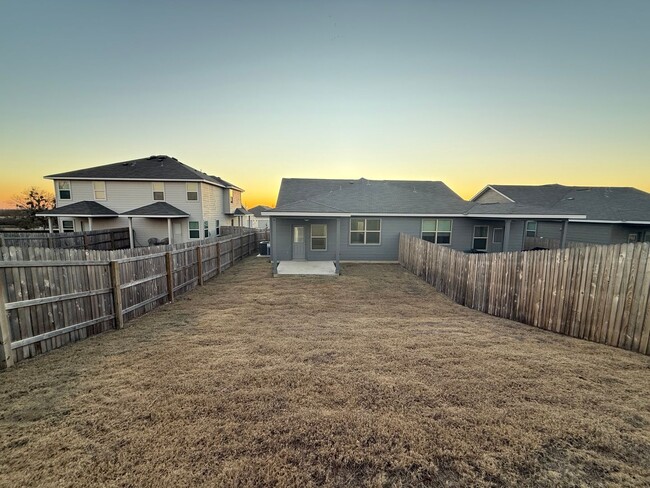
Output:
[
  {"xmin": 524, "ymin": 236, "xmax": 588, "ymax": 250},
  {"xmin": 0, "ymin": 232, "xmax": 261, "ymax": 368},
  {"xmin": 399, "ymin": 233, "xmax": 650, "ymax": 355},
  {"xmin": 0, "ymin": 228, "xmax": 131, "ymax": 250}
]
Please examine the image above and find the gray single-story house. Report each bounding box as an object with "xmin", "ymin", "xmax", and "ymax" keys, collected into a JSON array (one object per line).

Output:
[
  {"xmin": 472, "ymin": 184, "xmax": 650, "ymax": 247},
  {"xmin": 264, "ymin": 178, "xmax": 585, "ymax": 274}
]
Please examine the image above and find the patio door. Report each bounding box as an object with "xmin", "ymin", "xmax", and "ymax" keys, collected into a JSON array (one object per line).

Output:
[{"xmin": 292, "ymin": 225, "xmax": 305, "ymax": 259}]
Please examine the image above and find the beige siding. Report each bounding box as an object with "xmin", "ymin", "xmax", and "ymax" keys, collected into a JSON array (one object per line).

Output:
[
  {"xmin": 201, "ymin": 183, "xmax": 230, "ymax": 237},
  {"xmin": 474, "ymin": 188, "xmax": 511, "ymax": 204}
]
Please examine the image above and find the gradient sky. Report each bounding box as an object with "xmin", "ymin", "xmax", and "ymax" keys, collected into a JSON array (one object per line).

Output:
[{"xmin": 1, "ymin": 0, "xmax": 649, "ymax": 208}]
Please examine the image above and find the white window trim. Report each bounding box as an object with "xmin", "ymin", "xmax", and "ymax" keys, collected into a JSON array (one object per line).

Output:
[
  {"xmin": 92, "ymin": 181, "xmax": 106, "ymax": 201},
  {"xmin": 473, "ymin": 225, "xmax": 489, "ymax": 252},
  {"xmin": 57, "ymin": 180, "xmax": 72, "ymax": 201},
  {"xmin": 525, "ymin": 220, "xmax": 537, "ymax": 237},
  {"xmin": 152, "ymin": 182, "xmax": 165, "ymax": 201},
  {"xmin": 61, "ymin": 219, "xmax": 75, "ymax": 232},
  {"xmin": 349, "ymin": 218, "xmax": 382, "ymax": 245},
  {"xmin": 493, "ymin": 227, "xmax": 504, "ymax": 244},
  {"xmin": 215, "ymin": 219, "xmax": 220, "ymax": 236},
  {"xmin": 186, "ymin": 183, "xmax": 199, "ymax": 202},
  {"xmin": 204, "ymin": 221, "xmax": 209, "ymax": 238},
  {"xmin": 188, "ymin": 221, "xmax": 200, "ymax": 239},
  {"xmin": 310, "ymin": 224, "xmax": 328, "ymax": 251},
  {"xmin": 421, "ymin": 219, "xmax": 453, "ymax": 245}
]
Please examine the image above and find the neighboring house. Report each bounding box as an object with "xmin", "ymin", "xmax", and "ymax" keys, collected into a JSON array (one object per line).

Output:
[
  {"xmin": 264, "ymin": 178, "xmax": 585, "ymax": 273},
  {"xmin": 472, "ymin": 184, "xmax": 650, "ymax": 247},
  {"xmin": 37, "ymin": 155, "xmax": 246, "ymax": 246},
  {"xmin": 247, "ymin": 205, "xmax": 272, "ymax": 230}
]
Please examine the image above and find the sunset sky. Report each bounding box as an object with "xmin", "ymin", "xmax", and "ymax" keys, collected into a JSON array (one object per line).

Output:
[{"xmin": 1, "ymin": 1, "xmax": 648, "ymax": 209}]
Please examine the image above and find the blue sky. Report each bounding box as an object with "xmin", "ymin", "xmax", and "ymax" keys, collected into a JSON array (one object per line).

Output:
[{"xmin": 1, "ymin": 0, "xmax": 649, "ymax": 207}]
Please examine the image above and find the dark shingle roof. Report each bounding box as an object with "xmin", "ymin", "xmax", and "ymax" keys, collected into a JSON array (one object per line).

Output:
[
  {"xmin": 487, "ymin": 185, "xmax": 650, "ymax": 221},
  {"xmin": 248, "ymin": 205, "xmax": 272, "ymax": 217},
  {"xmin": 121, "ymin": 202, "xmax": 189, "ymax": 218},
  {"xmin": 37, "ymin": 201, "xmax": 118, "ymax": 217},
  {"xmin": 45, "ymin": 155, "xmax": 243, "ymax": 191},
  {"xmin": 269, "ymin": 178, "xmax": 586, "ymax": 217},
  {"xmin": 271, "ymin": 178, "xmax": 470, "ymax": 214}
]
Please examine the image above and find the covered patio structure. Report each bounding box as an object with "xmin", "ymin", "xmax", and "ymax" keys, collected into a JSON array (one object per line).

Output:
[
  {"xmin": 122, "ymin": 202, "xmax": 189, "ymax": 249},
  {"xmin": 37, "ymin": 201, "xmax": 119, "ymax": 233}
]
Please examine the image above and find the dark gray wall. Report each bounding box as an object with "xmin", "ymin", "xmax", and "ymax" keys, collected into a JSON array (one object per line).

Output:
[{"xmin": 271, "ymin": 216, "xmax": 531, "ymax": 262}]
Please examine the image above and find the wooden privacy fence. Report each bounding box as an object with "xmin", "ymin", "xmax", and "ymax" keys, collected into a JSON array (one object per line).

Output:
[
  {"xmin": 524, "ymin": 236, "xmax": 587, "ymax": 250},
  {"xmin": 0, "ymin": 232, "xmax": 259, "ymax": 368},
  {"xmin": 0, "ymin": 228, "xmax": 131, "ymax": 250},
  {"xmin": 399, "ymin": 234, "xmax": 650, "ymax": 355}
]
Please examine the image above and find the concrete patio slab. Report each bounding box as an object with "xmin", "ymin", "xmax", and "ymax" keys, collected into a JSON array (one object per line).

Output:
[{"xmin": 275, "ymin": 260, "xmax": 338, "ymax": 276}]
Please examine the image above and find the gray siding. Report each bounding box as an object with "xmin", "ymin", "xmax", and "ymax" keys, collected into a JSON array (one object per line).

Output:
[
  {"xmin": 474, "ymin": 188, "xmax": 511, "ymax": 204},
  {"xmin": 271, "ymin": 216, "xmax": 532, "ymax": 262}
]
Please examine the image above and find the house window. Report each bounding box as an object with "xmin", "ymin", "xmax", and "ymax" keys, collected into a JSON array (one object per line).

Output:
[
  {"xmin": 187, "ymin": 183, "xmax": 198, "ymax": 201},
  {"xmin": 350, "ymin": 218, "xmax": 381, "ymax": 245},
  {"xmin": 628, "ymin": 233, "xmax": 638, "ymax": 243},
  {"xmin": 311, "ymin": 224, "xmax": 327, "ymax": 251},
  {"xmin": 493, "ymin": 228, "xmax": 504, "ymax": 244},
  {"xmin": 215, "ymin": 219, "xmax": 220, "ymax": 236},
  {"xmin": 421, "ymin": 219, "xmax": 452, "ymax": 244},
  {"xmin": 57, "ymin": 180, "xmax": 71, "ymax": 200},
  {"xmin": 92, "ymin": 181, "xmax": 106, "ymax": 200},
  {"xmin": 61, "ymin": 220, "xmax": 74, "ymax": 232},
  {"xmin": 204, "ymin": 221, "xmax": 209, "ymax": 238},
  {"xmin": 229, "ymin": 189, "xmax": 234, "ymax": 204},
  {"xmin": 473, "ymin": 226, "xmax": 489, "ymax": 252},
  {"xmin": 152, "ymin": 182, "xmax": 165, "ymax": 201},
  {"xmin": 525, "ymin": 220, "xmax": 537, "ymax": 237},
  {"xmin": 189, "ymin": 221, "xmax": 200, "ymax": 239}
]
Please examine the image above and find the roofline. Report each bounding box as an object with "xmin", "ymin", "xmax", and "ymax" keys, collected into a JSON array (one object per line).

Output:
[
  {"xmin": 35, "ymin": 213, "xmax": 117, "ymax": 218},
  {"xmin": 122, "ymin": 214, "xmax": 188, "ymax": 218},
  {"xmin": 568, "ymin": 219, "xmax": 650, "ymax": 225},
  {"xmin": 44, "ymin": 175, "xmax": 244, "ymax": 191},
  {"xmin": 264, "ymin": 212, "xmax": 587, "ymax": 219},
  {"xmin": 470, "ymin": 185, "xmax": 516, "ymax": 203},
  {"xmin": 467, "ymin": 214, "xmax": 586, "ymax": 219}
]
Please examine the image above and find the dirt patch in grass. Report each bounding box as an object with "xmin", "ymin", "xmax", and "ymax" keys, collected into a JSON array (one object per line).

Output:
[{"xmin": 1, "ymin": 259, "xmax": 649, "ymax": 487}]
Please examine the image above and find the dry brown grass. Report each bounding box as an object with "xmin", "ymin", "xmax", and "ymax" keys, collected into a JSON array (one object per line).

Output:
[{"xmin": 1, "ymin": 258, "xmax": 649, "ymax": 487}]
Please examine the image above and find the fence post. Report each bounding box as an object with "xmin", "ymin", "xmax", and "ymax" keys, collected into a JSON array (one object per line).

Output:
[
  {"xmin": 196, "ymin": 245, "xmax": 204, "ymax": 285},
  {"xmin": 0, "ymin": 278, "xmax": 14, "ymax": 369},
  {"xmin": 216, "ymin": 241, "xmax": 221, "ymax": 274},
  {"xmin": 165, "ymin": 251, "xmax": 174, "ymax": 302},
  {"xmin": 110, "ymin": 260, "xmax": 124, "ymax": 329},
  {"xmin": 110, "ymin": 231, "xmax": 116, "ymax": 250}
]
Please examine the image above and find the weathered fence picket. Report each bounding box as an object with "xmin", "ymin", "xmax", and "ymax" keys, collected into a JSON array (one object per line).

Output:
[
  {"xmin": 399, "ymin": 233, "xmax": 650, "ymax": 355},
  {"xmin": 0, "ymin": 228, "xmax": 130, "ymax": 250},
  {"xmin": 0, "ymin": 231, "xmax": 264, "ymax": 367}
]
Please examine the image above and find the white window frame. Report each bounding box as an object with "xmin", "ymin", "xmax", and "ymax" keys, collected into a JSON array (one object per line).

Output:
[
  {"xmin": 61, "ymin": 219, "xmax": 75, "ymax": 232},
  {"xmin": 349, "ymin": 218, "xmax": 381, "ymax": 245},
  {"xmin": 189, "ymin": 221, "xmax": 200, "ymax": 239},
  {"xmin": 204, "ymin": 221, "xmax": 209, "ymax": 238},
  {"xmin": 215, "ymin": 219, "xmax": 220, "ymax": 236},
  {"xmin": 525, "ymin": 220, "xmax": 537, "ymax": 237},
  {"xmin": 152, "ymin": 182, "xmax": 165, "ymax": 201},
  {"xmin": 421, "ymin": 219, "xmax": 453, "ymax": 245},
  {"xmin": 493, "ymin": 227, "xmax": 504, "ymax": 244},
  {"xmin": 473, "ymin": 225, "xmax": 489, "ymax": 252},
  {"xmin": 92, "ymin": 181, "xmax": 106, "ymax": 200},
  {"xmin": 186, "ymin": 183, "xmax": 199, "ymax": 201},
  {"xmin": 310, "ymin": 224, "xmax": 328, "ymax": 251},
  {"xmin": 57, "ymin": 180, "xmax": 71, "ymax": 200}
]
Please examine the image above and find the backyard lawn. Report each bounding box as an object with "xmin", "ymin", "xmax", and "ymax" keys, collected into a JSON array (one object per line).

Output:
[{"xmin": 1, "ymin": 258, "xmax": 649, "ymax": 487}]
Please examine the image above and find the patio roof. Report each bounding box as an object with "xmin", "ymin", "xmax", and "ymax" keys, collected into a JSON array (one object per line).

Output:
[
  {"xmin": 121, "ymin": 202, "xmax": 189, "ymax": 218},
  {"xmin": 36, "ymin": 201, "xmax": 118, "ymax": 218}
]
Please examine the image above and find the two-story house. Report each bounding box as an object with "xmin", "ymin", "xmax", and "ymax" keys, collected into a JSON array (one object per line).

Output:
[{"xmin": 38, "ymin": 155, "xmax": 245, "ymax": 246}]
